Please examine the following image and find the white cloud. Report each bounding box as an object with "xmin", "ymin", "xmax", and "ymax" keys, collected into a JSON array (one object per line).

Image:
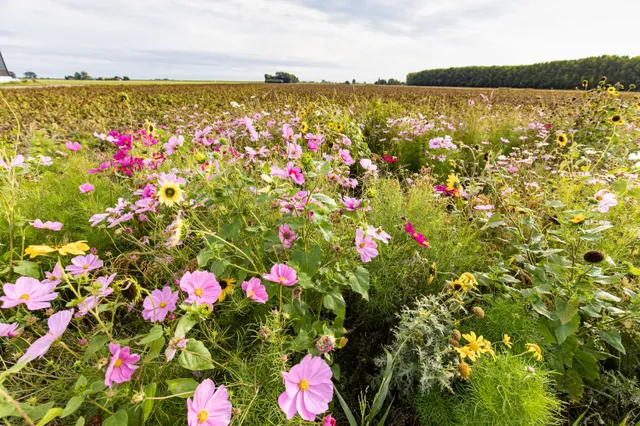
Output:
[{"xmin": 0, "ymin": 0, "xmax": 638, "ymax": 81}]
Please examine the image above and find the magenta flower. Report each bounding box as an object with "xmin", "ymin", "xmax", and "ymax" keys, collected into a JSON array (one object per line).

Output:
[
  {"xmin": 79, "ymin": 182, "xmax": 95, "ymax": 193},
  {"xmin": 179, "ymin": 271, "xmax": 221, "ymax": 308},
  {"xmin": 323, "ymin": 415, "xmax": 337, "ymax": 426},
  {"xmin": 263, "ymin": 264, "xmax": 298, "ymax": 286},
  {"xmin": 30, "ymin": 219, "xmax": 63, "ymax": 231},
  {"xmin": 43, "ymin": 263, "xmax": 64, "ymax": 286},
  {"xmin": 271, "ymin": 162, "xmax": 305, "ymax": 185},
  {"xmin": 65, "ymin": 254, "xmax": 104, "ymax": 277},
  {"xmin": 142, "ymin": 286, "xmax": 179, "ymax": 322},
  {"xmin": 187, "ymin": 379, "xmax": 232, "ymax": 426},
  {"xmin": 0, "ymin": 322, "xmax": 20, "ymax": 338},
  {"xmin": 104, "ymin": 343, "xmax": 140, "ymax": 388},
  {"xmin": 65, "ymin": 141, "xmax": 82, "ymax": 151},
  {"xmin": 355, "ymin": 228, "xmax": 378, "ymax": 263},
  {"xmin": 278, "ymin": 224, "xmax": 297, "ymax": 249},
  {"xmin": 1, "ymin": 277, "xmax": 58, "ymax": 310},
  {"xmin": 341, "ymin": 196, "xmax": 362, "ymax": 211},
  {"xmin": 339, "ymin": 149, "xmax": 355, "ymax": 165},
  {"xmin": 366, "ymin": 225, "xmax": 391, "ymax": 244},
  {"xmin": 404, "ymin": 222, "xmax": 430, "ymax": 248},
  {"xmin": 18, "ymin": 309, "xmax": 73, "ymax": 363},
  {"xmin": 241, "ymin": 278, "xmax": 268, "ymax": 303},
  {"xmin": 278, "ymin": 354, "xmax": 333, "ymax": 421}
]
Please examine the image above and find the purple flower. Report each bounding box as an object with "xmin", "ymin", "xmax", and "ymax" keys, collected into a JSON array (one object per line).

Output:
[
  {"xmin": 278, "ymin": 224, "xmax": 297, "ymax": 249},
  {"xmin": 79, "ymin": 182, "xmax": 95, "ymax": 193},
  {"xmin": 339, "ymin": 149, "xmax": 355, "ymax": 165},
  {"xmin": 142, "ymin": 286, "xmax": 179, "ymax": 322},
  {"xmin": 65, "ymin": 141, "xmax": 82, "ymax": 151},
  {"xmin": 30, "ymin": 219, "xmax": 63, "ymax": 231},
  {"xmin": 78, "ymin": 274, "xmax": 116, "ymax": 316},
  {"xmin": 18, "ymin": 309, "xmax": 73, "ymax": 363},
  {"xmin": 355, "ymin": 228, "xmax": 378, "ymax": 263},
  {"xmin": 271, "ymin": 162, "xmax": 305, "ymax": 185},
  {"xmin": 1, "ymin": 277, "xmax": 58, "ymax": 310},
  {"xmin": 263, "ymin": 264, "xmax": 298, "ymax": 286},
  {"xmin": 366, "ymin": 225, "xmax": 391, "ymax": 244},
  {"xmin": 341, "ymin": 196, "xmax": 362, "ymax": 211},
  {"xmin": 163, "ymin": 135, "xmax": 184, "ymax": 155},
  {"xmin": 104, "ymin": 343, "xmax": 140, "ymax": 387},
  {"xmin": 65, "ymin": 254, "xmax": 104, "ymax": 277}
]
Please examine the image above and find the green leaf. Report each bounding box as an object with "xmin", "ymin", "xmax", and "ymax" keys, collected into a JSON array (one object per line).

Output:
[
  {"xmin": 138, "ymin": 325, "xmax": 164, "ymax": 345},
  {"xmin": 74, "ymin": 375, "xmax": 88, "ymax": 392},
  {"xmin": 612, "ymin": 179, "xmax": 628, "ymax": 194},
  {"xmin": 291, "ymin": 246, "xmax": 323, "ymax": 276},
  {"xmin": 142, "ymin": 383, "xmax": 157, "ymax": 422},
  {"xmin": 557, "ymin": 371, "xmax": 584, "ymax": 402},
  {"xmin": 323, "ymin": 290, "xmax": 346, "ymax": 318},
  {"xmin": 196, "ymin": 249, "xmax": 215, "ymax": 268},
  {"xmin": 623, "ymin": 261, "xmax": 640, "ymax": 276},
  {"xmin": 166, "ymin": 378, "xmax": 198, "ymax": 398},
  {"xmin": 75, "ymin": 417, "xmax": 85, "ymax": 426},
  {"xmin": 334, "ymin": 388, "xmax": 359, "ymax": 426},
  {"xmin": 346, "ymin": 267, "xmax": 370, "ymax": 300},
  {"xmin": 179, "ymin": 340, "xmax": 214, "ymax": 371},
  {"xmin": 482, "ymin": 213, "xmax": 504, "ymax": 229},
  {"xmin": 175, "ymin": 315, "xmax": 197, "ymax": 337},
  {"xmin": 13, "ymin": 260, "xmax": 40, "ymax": 279},
  {"xmin": 209, "ymin": 259, "xmax": 230, "ymax": 276},
  {"xmin": 144, "ymin": 336, "xmax": 165, "ymax": 363},
  {"xmin": 0, "ymin": 400, "xmax": 15, "ymax": 418},
  {"xmin": 219, "ymin": 216, "xmax": 242, "ymax": 239},
  {"xmin": 555, "ymin": 298, "xmax": 578, "ymax": 325},
  {"xmin": 83, "ymin": 335, "xmax": 109, "ymax": 362},
  {"xmin": 103, "ymin": 409, "xmax": 128, "ymax": 426},
  {"xmin": 36, "ymin": 408, "xmax": 63, "ymax": 426},
  {"xmin": 599, "ymin": 330, "xmax": 626, "ymax": 354},
  {"xmin": 555, "ymin": 313, "xmax": 580, "ymax": 344},
  {"xmin": 545, "ymin": 200, "xmax": 564, "ymax": 209},
  {"xmin": 572, "ymin": 349, "xmax": 600, "ymax": 382},
  {"xmin": 61, "ymin": 396, "xmax": 84, "ymax": 418},
  {"xmin": 22, "ymin": 401, "xmax": 54, "ymax": 421}
]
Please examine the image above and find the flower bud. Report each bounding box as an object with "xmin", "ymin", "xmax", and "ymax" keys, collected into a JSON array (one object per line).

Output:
[
  {"xmin": 472, "ymin": 306, "xmax": 485, "ymax": 319},
  {"xmin": 451, "ymin": 329, "xmax": 462, "ymax": 341}
]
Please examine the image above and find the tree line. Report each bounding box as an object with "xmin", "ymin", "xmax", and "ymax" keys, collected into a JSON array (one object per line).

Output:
[{"xmin": 406, "ymin": 55, "xmax": 640, "ymax": 89}]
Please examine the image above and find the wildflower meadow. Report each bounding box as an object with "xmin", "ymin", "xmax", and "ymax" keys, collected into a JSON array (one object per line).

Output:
[{"xmin": 1, "ymin": 80, "xmax": 640, "ymax": 426}]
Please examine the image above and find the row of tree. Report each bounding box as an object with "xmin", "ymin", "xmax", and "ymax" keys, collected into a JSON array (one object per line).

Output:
[
  {"xmin": 374, "ymin": 78, "xmax": 404, "ymax": 85},
  {"xmin": 406, "ymin": 55, "xmax": 640, "ymax": 89},
  {"xmin": 264, "ymin": 72, "xmax": 299, "ymax": 83}
]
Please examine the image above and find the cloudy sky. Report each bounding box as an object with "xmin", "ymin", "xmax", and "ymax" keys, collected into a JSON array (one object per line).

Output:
[{"xmin": 1, "ymin": 0, "xmax": 639, "ymax": 82}]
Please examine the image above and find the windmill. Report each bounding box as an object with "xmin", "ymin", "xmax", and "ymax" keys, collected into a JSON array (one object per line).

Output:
[{"xmin": 0, "ymin": 50, "xmax": 17, "ymax": 82}]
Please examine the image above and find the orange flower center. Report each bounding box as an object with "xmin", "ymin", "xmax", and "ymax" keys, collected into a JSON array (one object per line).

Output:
[
  {"xmin": 596, "ymin": 196, "xmax": 603, "ymax": 201},
  {"xmin": 20, "ymin": 294, "xmax": 30, "ymax": 300},
  {"xmin": 359, "ymin": 242, "xmax": 365, "ymax": 248},
  {"xmin": 159, "ymin": 302, "xmax": 167, "ymax": 308},
  {"xmin": 83, "ymin": 264, "xmax": 89, "ymax": 270},
  {"xmin": 299, "ymin": 379, "xmax": 309, "ymax": 391},
  {"xmin": 278, "ymin": 276, "xmax": 287, "ymax": 283},
  {"xmin": 249, "ymin": 291, "xmax": 255, "ymax": 297},
  {"xmin": 194, "ymin": 288, "xmax": 203, "ymax": 296},
  {"xmin": 197, "ymin": 410, "xmax": 208, "ymax": 423},
  {"xmin": 114, "ymin": 358, "xmax": 123, "ymax": 368}
]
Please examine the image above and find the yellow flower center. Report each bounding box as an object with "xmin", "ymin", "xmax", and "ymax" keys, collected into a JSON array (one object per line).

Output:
[
  {"xmin": 468, "ymin": 341, "xmax": 480, "ymax": 352},
  {"xmin": 359, "ymin": 242, "xmax": 365, "ymax": 248},
  {"xmin": 197, "ymin": 410, "xmax": 208, "ymax": 423},
  {"xmin": 249, "ymin": 291, "xmax": 255, "ymax": 297},
  {"xmin": 194, "ymin": 288, "xmax": 203, "ymax": 297},
  {"xmin": 299, "ymin": 379, "xmax": 309, "ymax": 391},
  {"xmin": 20, "ymin": 294, "xmax": 30, "ymax": 300},
  {"xmin": 114, "ymin": 358, "xmax": 123, "ymax": 368},
  {"xmin": 159, "ymin": 302, "xmax": 167, "ymax": 308},
  {"xmin": 83, "ymin": 264, "xmax": 89, "ymax": 270},
  {"xmin": 596, "ymin": 196, "xmax": 603, "ymax": 201},
  {"xmin": 412, "ymin": 233, "xmax": 418, "ymax": 238},
  {"xmin": 278, "ymin": 276, "xmax": 287, "ymax": 283}
]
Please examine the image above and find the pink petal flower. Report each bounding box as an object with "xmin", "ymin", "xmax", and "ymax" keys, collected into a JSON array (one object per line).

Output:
[
  {"xmin": 179, "ymin": 271, "xmax": 221, "ymax": 308},
  {"xmin": 0, "ymin": 322, "xmax": 20, "ymax": 338},
  {"xmin": 241, "ymin": 278, "xmax": 268, "ymax": 303},
  {"xmin": 1, "ymin": 277, "xmax": 58, "ymax": 311},
  {"xmin": 355, "ymin": 228, "xmax": 378, "ymax": 263},
  {"xmin": 278, "ymin": 354, "xmax": 333, "ymax": 421},
  {"xmin": 79, "ymin": 183, "xmax": 95, "ymax": 193},
  {"xmin": 263, "ymin": 264, "xmax": 298, "ymax": 286},
  {"xmin": 105, "ymin": 343, "xmax": 140, "ymax": 387},
  {"xmin": 29, "ymin": 219, "xmax": 63, "ymax": 231},
  {"xmin": 142, "ymin": 286, "xmax": 179, "ymax": 322},
  {"xmin": 187, "ymin": 379, "xmax": 232, "ymax": 426},
  {"xmin": 65, "ymin": 141, "xmax": 82, "ymax": 151},
  {"xmin": 18, "ymin": 309, "xmax": 73, "ymax": 363},
  {"xmin": 65, "ymin": 254, "xmax": 103, "ymax": 277}
]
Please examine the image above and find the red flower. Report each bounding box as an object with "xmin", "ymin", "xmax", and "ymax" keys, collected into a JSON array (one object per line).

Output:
[
  {"xmin": 404, "ymin": 222, "xmax": 430, "ymax": 248},
  {"xmin": 382, "ymin": 155, "xmax": 398, "ymax": 163}
]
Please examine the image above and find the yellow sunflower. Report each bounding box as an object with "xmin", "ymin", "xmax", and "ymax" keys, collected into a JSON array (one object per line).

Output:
[
  {"xmin": 446, "ymin": 174, "xmax": 460, "ymax": 192},
  {"xmin": 158, "ymin": 181, "xmax": 184, "ymax": 207},
  {"xmin": 610, "ymin": 115, "xmax": 624, "ymax": 126},
  {"xmin": 336, "ymin": 123, "xmax": 344, "ymax": 132},
  {"xmin": 301, "ymin": 121, "xmax": 308, "ymax": 133},
  {"xmin": 556, "ymin": 133, "xmax": 568, "ymax": 147},
  {"xmin": 299, "ymin": 109, "xmax": 307, "ymax": 117},
  {"xmin": 606, "ymin": 86, "xmax": 618, "ymax": 96},
  {"xmin": 218, "ymin": 277, "xmax": 236, "ymax": 302}
]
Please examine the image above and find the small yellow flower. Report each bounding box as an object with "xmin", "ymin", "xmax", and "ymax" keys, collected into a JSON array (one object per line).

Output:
[
  {"xmin": 484, "ymin": 340, "xmax": 496, "ymax": 360},
  {"xmin": 606, "ymin": 86, "xmax": 618, "ymax": 96},
  {"xmin": 459, "ymin": 272, "xmax": 478, "ymax": 290},
  {"xmin": 338, "ymin": 336, "xmax": 348, "ymax": 349},
  {"xmin": 300, "ymin": 121, "xmax": 308, "ymax": 133},
  {"xmin": 218, "ymin": 278, "xmax": 236, "ymax": 302},
  {"xmin": 503, "ymin": 334, "xmax": 512, "ymax": 349},
  {"xmin": 570, "ymin": 213, "xmax": 585, "ymax": 224},
  {"xmin": 458, "ymin": 360, "xmax": 471, "ymax": 379},
  {"xmin": 525, "ymin": 343, "xmax": 543, "ymax": 361},
  {"xmin": 446, "ymin": 174, "xmax": 460, "ymax": 191},
  {"xmin": 336, "ymin": 123, "xmax": 344, "ymax": 132},
  {"xmin": 462, "ymin": 331, "xmax": 486, "ymax": 353},
  {"xmin": 299, "ymin": 109, "xmax": 307, "ymax": 117},
  {"xmin": 455, "ymin": 345, "xmax": 478, "ymax": 362},
  {"xmin": 24, "ymin": 240, "xmax": 90, "ymax": 258},
  {"xmin": 428, "ymin": 262, "xmax": 436, "ymax": 284},
  {"xmin": 610, "ymin": 115, "xmax": 624, "ymax": 126},
  {"xmin": 158, "ymin": 182, "xmax": 184, "ymax": 207},
  {"xmin": 24, "ymin": 245, "xmax": 56, "ymax": 259},
  {"xmin": 556, "ymin": 133, "xmax": 568, "ymax": 147}
]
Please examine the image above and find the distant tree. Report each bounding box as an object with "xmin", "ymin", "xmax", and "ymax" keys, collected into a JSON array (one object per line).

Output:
[
  {"xmin": 23, "ymin": 71, "xmax": 37, "ymax": 79},
  {"xmin": 8, "ymin": 71, "xmax": 16, "ymax": 78},
  {"xmin": 374, "ymin": 78, "xmax": 387, "ymax": 85},
  {"xmin": 344, "ymin": 80, "xmax": 350, "ymax": 84},
  {"xmin": 352, "ymin": 79, "xmax": 356, "ymax": 84},
  {"xmin": 275, "ymin": 72, "xmax": 299, "ymax": 83},
  {"xmin": 387, "ymin": 78, "xmax": 404, "ymax": 85},
  {"xmin": 123, "ymin": 76, "xmax": 130, "ymax": 81}
]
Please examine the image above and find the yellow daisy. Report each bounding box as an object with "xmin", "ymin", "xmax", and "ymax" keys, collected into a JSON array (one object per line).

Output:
[
  {"xmin": 462, "ymin": 331, "xmax": 486, "ymax": 353},
  {"xmin": 525, "ymin": 343, "xmax": 543, "ymax": 361},
  {"xmin": 455, "ymin": 345, "xmax": 478, "ymax": 362},
  {"xmin": 218, "ymin": 277, "xmax": 236, "ymax": 302},
  {"xmin": 569, "ymin": 213, "xmax": 585, "ymax": 224},
  {"xmin": 556, "ymin": 133, "xmax": 568, "ymax": 147},
  {"xmin": 158, "ymin": 181, "xmax": 184, "ymax": 207},
  {"xmin": 503, "ymin": 334, "xmax": 512, "ymax": 349}
]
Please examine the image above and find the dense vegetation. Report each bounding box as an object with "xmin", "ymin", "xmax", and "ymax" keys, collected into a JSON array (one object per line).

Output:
[
  {"xmin": 0, "ymin": 82, "xmax": 639, "ymax": 426},
  {"xmin": 407, "ymin": 55, "xmax": 640, "ymax": 89}
]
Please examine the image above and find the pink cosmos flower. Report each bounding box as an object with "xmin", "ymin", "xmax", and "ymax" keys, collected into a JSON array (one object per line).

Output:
[
  {"xmin": 271, "ymin": 162, "xmax": 305, "ymax": 185},
  {"xmin": 278, "ymin": 354, "xmax": 333, "ymax": 421},
  {"xmin": 359, "ymin": 159, "xmax": 378, "ymax": 175},
  {"xmin": 77, "ymin": 274, "xmax": 115, "ymax": 317},
  {"xmin": 366, "ymin": 225, "xmax": 391, "ymax": 244},
  {"xmin": 104, "ymin": 343, "xmax": 140, "ymax": 387},
  {"xmin": 339, "ymin": 149, "xmax": 355, "ymax": 165},
  {"xmin": 165, "ymin": 335, "xmax": 189, "ymax": 362},
  {"xmin": 87, "ymin": 160, "xmax": 111, "ymax": 174},
  {"xmin": 43, "ymin": 263, "xmax": 64, "ymax": 286},
  {"xmin": 278, "ymin": 224, "xmax": 297, "ymax": 249},
  {"xmin": 179, "ymin": 271, "xmax": 221, "ymax": 308},
  {"xmin": 0, "ymin": 322, "xmax": 20, "ymax": 338},
  {"xmin": 341, "ymin": 196, "xmax": 361, "ymax": 211},
  {"xmin": 241, "ymin": 278, "xmax": 268, "ymax": 303},
  {"xmin": 65, "ymin": 254, "xmax": 104, "ymax": 277},
  {"xmin": 355, "ymin": 228, "xmax": 378, "ymax": 263},
  {"xmin": 323, "ymin": 415, "xmax": 337, "ymax": 426},
  {"xmin": 18, "ymin": 309, "xmax": 73, "ymax": 363},
  {"xmin": 79, "ymin": 182, "xmax": 95, "ymax": 193},
  {"xmin": 142, "ymin": 286, "xmax": 179, "ymax": 322},
  {"xmin": 187, "ymin": 379, "xmax": 232, "ymax": 426},
  {"xmin": 1, "ymin": 277, "xmax": 58, "ymax": 310},
  {"xmin": 164, "ymin": 135, "xmax": 184, "ymax": 155},
  {"xmin": 404, "ymin": 222, "xmax": 430, "ymax": 248},
  {"xmin": 593, "ymin": 190, "xmax": 618, "ymax": 213},
  {"xmin": 65, "ymin": 141, "xmax": 82, "ymax": 151},
  {"xmin": 30, "ymin": 219, "xmax": 63, "ymax": 231},
  {"xmin": 287, "ymin": 143, "xmax": 303, "ymax": 159},
  {"xmin": 263, "ymin": 264, "xmax": 298, "ymax": 286}
]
